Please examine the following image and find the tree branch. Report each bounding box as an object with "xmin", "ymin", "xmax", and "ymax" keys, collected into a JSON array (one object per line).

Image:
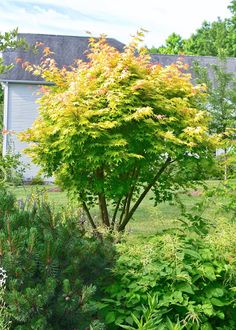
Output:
[
  {"xmin": 81, "ymin": 201, "xmax": 97, "ymax": 230},
  {"xmin": 124, "ymin": 167, "xmax": 139, "ymax": 219},
  {"xmin": 118, "ymin": 166, "xmax": 139, "ymax": 226},
  {"xmin": 118, "ymin": 156, "xmax": 172, "ymax": 231},
  {"xmin": 111, "ymin": 197, "xmax": 122, "ymax": 229},
  {"xmin": 119, "ymin": 195, "xmax": 128, "ymax": 225}
]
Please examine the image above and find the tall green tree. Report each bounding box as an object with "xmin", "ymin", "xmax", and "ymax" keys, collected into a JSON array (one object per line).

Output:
[
  {"xmin": 153, "ymin": 0, "xmax": 236, "ymax": 57},
  {"xmin": 228, "ymin": 0, "xmax": 236, "ymax": 55},
  {"xmin": 21, "ymin": 33, "xmax": 216, "ymax": 232},
  {"xmin": 194, "ymin": 60, "xmax": 236, "ymax": 179},
  {"xmin": 150, "ymin": 33, "xmax": 184, "ymax": 54},
  {"xmin": 185, "ymin": 18, "xmax": 233, "ymax": 57}
]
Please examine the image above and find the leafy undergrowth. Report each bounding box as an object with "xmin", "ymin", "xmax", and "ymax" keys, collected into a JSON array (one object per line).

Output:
[
  {"xmin": 1, "ymin": 182, "xmax": 236, "ymax": 329},
  {"xmin": 98, "ymin": 211, "xmax": 236, "ymax": 329}
]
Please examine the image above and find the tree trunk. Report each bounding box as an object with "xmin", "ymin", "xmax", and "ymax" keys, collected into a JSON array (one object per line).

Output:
[
  {"xmin": 224, "ymin": 148, "xmax": 228, "ymax": 181},
  {"xmin": 96, "ymin": 168, "xmax": 110, "ymax": 227}
]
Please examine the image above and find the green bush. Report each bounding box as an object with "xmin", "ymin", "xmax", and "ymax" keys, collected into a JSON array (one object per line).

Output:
[
  {"xmin": 30, "ymin": 174, "xmax": 45, "ymax": 185},
  {"xmin": 205, "ymin": 181, "xmax": 236, "ymax": 222},
  {"xmin": 0, "ymin": 104, "xmax": 26, "ymax": 186},
  {"xmin": 0, "ymin": 187, "xmax": 114, "ymax": 329},
  {"xmin": 0, "ymin": 153, "xmax": 25, "ymax": 185},
  {"xmin": 99, "ymin": 212, "xmax": 236, "ymax": 329}
]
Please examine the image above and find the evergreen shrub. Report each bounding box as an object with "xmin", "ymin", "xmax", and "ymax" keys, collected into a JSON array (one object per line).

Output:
[{"xmin": 0, "ymin": 187, "xmax": 114, "ymax": 329}]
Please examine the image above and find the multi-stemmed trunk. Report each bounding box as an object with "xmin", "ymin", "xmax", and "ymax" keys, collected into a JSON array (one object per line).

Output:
[{"xmin": 81, "ymin": 157, "xmax": 173, "ymax": 232}]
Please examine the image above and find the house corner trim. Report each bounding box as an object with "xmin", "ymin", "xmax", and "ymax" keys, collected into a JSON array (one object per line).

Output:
[{"xmin": 2, "ymin": 82, "xmax": 9, "ymax": 156}]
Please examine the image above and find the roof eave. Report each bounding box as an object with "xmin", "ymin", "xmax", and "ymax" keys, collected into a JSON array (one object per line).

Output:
[{"xmin": 0, "ymin": 79, "xmax": 53, "ymax": 85}]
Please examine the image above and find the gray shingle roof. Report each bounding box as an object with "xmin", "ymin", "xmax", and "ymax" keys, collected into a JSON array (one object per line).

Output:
[
  {"xmin": 150, "ymin": 54, "xmax": 236, "ymax": 81},
  {"xmin": 0, "ymin": 33, "xmax": 125, "ymax": 82},
  {"xmin": 0, "ymin": 33, "xmax": 235, "ymax": 83}
]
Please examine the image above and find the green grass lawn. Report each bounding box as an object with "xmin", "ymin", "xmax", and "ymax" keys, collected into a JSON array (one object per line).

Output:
[
  {"xmin": 10, "ymin": 184, "xmax": 69, "ymax": 206},
  {"xmin": 9, "ymin": 180, "xmax": 234, "ymax": 236}
]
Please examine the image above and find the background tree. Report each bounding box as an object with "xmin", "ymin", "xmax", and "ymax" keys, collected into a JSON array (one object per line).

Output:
[
  {"xmin": 150, "ymin": 33, "xmax": 184, "ymax": 54},
  {"xmin": 21, "ymin": 33, "xmax": 216, "ymax": 232},
  {"xmin": 0, "ymin": 29, "xmax": 27, "ymax": 141},
  {"xmin": 184, "ymin": 18, "xmax": 232, "ymax": 57},
  {"xmin": 193, "ymin": 60, "xmax": 236, "ymax": 179},
  {"xmin": 152, "ymin": 0, "xmax": 236, "ymax": 57},
  {"xmin": 0, "ymin": 29, "xmax": 27, "ymax": 75}
]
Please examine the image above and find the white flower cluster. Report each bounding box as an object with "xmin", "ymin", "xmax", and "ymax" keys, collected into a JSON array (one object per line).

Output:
[{"xmin": 0, "ymin": 267, "xmax": 7, "ymax": 287}]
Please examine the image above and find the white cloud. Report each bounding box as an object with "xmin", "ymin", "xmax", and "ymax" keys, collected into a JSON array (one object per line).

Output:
[{"xmin": 0, "ymin": 0, "xmax": 232, "ymax": 46}]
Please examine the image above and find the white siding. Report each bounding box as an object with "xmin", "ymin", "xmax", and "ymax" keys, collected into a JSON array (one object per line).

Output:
[{"xmin": 6, "ymin": 83, "xmax": 41, "ymax": 179}]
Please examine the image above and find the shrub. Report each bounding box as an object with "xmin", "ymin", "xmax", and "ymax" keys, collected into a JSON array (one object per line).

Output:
[
  {"xmin": 0, "ymin": 187, "xmax": 114, "ymax": 329},
  {"xmin": 30, "ymin": 174, "xmax": 44, "ymax": 185},
  {"xmin": 0, "ymin": 153, "xmax": 25, "ymax": 185},
  {"xmin": 203, "ymin": 180, "xmax": 236, "ymax": 222},
  {"xmin": 99, "ymin": 212, "xmax": 236, "ymax": 329}
]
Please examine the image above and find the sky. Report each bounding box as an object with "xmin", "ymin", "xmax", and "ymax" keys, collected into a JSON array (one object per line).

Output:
[{"xmin": 0, "ymin": 0, "xmax": 232, "ymax": 47}]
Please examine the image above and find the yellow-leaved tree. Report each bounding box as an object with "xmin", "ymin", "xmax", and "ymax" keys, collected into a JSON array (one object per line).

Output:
[{"xmin": 21, "ymin": 32, "xmax": 217, "ymax": 232}]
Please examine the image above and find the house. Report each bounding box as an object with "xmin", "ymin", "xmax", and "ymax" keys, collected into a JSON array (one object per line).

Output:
[{"xmin": 1, "ymin": 33, "xmax": 236, "ymax": 180}]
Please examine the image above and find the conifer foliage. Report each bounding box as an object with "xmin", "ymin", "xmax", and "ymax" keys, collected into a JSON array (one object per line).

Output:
[
  {"xmin": 0, "ymin": 187, "xmax": 113, "ymax": 329},
  {"xmin": 21, "ymin": 32, "xmax": 216, "ymax": 231}
]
